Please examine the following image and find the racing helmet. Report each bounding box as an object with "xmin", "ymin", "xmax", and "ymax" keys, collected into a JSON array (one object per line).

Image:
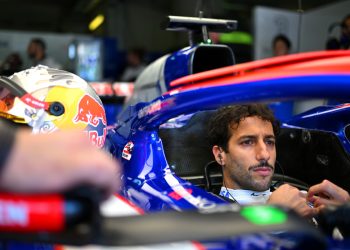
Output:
[{"xmin": 0, "ymin": 65, "xmax": 107, "ymax": 148}]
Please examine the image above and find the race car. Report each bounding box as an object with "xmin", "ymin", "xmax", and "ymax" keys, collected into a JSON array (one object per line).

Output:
[
  {"xmin": 111, "ymin": 47, "xmax": 350, "ymax": 205},
  {"xmin": 106, "ymin": 48, "xmax": 350, "ymax": 249},
  {"xmin": 104, "ymin": 16, "xmax": 350, "ymax": 248},
  {"xmin": 106, "ymin": 16, "xmax": 350, "ymax": 249},
  {"xmin": 110, "ymin": 16, "xmax": 350, "ymax": 213}
]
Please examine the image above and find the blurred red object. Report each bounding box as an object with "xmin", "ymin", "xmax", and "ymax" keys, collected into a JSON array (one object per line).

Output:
[
  {"xmin": 112, "ymin": 82, "xmax": 134, "ymax": 97},
  {"xmin": 90, "ymin": 82, "xmax": 134, "ymax": 99},
  {"xmin": 90, "ymin": 82, "xmax": 114, "ymax": 96}
]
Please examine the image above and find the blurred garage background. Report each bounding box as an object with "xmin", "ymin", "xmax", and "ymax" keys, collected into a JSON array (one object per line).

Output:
[
  {"xmin": 0, "ymin": 0, "xmax": 349, "ymax": 123},
  {"xmin": 0, "ymin": 0, "xmax": 348, "ymax": 78}
]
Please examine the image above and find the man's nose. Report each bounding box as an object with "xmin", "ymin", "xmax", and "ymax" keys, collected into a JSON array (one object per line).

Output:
[{"xmin": 256, "ymin": 141, "xmax": 270, "ymax": 161}]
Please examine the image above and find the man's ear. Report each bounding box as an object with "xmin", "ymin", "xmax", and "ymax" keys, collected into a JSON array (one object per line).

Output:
[{"xmin": 212, "ymin": 145, "xmax": 226, "ymax": 166}]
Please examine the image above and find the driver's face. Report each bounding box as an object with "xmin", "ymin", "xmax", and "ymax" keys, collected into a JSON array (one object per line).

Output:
[{"xmin": 223, "ymin": 116, "xmax": 276, "ymax": 191}]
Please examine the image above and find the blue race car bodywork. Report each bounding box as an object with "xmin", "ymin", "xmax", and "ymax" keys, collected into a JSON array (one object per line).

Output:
[
  {"xmin": 99, "ymin": 50, "xmax": 350, "ymax": 249},
  {"xmin": 109, "ymin": 50, "xmax": 350, "ymax": 213},
  {"xmin": 101, "ymin": 50, "xmax": 350, "ymax": 249}
]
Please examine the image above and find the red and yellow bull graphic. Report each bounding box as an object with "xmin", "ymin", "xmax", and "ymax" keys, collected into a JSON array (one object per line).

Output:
[
  {"xmin": 74, "ymin": 94, "xmax": 107, "ymax": 148},
  {"xmin": 74, "ymin": 95, "xmax": 107, "ymax": 127}
]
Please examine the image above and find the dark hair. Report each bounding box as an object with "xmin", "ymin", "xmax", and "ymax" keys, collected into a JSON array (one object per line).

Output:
[
  {"xmin": 30, "ymin": 38, "xmax": 46, "ymax": 50},
  {"xmin": 273, "ymin": 34, "xmax": 291, "ymax": 50},
  {"xmin": 208, "ymin": 104, "xmax": 280, "ymax": 152}
]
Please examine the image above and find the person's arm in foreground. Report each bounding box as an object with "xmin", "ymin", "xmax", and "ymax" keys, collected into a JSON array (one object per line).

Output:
[
  {"xmin": 0, "ymin": 119, "xmax": 121, "ymax": 197},
  {"xmin": 307, "ymin": 179, "xmax": 350, "ymax": 211},
  {"xmin": 268, "ymin": 184, "xmax": 317, "ymax": 218}
]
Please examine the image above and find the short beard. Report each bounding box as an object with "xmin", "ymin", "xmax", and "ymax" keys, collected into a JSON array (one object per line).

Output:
[{"xmin": 229, "ymin": 160, "xmax": 274, "ymax": 192}]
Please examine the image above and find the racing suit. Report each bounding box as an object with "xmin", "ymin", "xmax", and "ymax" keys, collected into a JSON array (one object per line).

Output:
[{"xmin": 219, "ymin": 187, "xmax": 271, "ymax": 205}]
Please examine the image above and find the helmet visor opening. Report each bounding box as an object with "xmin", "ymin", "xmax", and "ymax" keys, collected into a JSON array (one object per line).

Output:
[{"xmin": 0, "ymin": 86, "xmax": 15, "ymax": 112}]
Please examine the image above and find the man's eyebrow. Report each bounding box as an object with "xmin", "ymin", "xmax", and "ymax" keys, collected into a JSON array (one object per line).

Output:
[
  {"xmin": 237, "ymin": 135, "xmax": 257, "ymax": 140},
  {"xmin": 238, "ymin": 135, "xmax": 275, "ymax": 140}
]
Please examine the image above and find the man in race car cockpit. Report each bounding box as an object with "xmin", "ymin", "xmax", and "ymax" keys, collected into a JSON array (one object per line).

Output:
[{"xmin": 208, "ymin": 104, "xmax": 318, "ymax": 217}]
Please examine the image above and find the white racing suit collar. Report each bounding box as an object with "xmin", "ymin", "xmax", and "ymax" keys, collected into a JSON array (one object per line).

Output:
[{"xmin": 219, "ymin": 187, "xmax": 271, "ymax": 205}]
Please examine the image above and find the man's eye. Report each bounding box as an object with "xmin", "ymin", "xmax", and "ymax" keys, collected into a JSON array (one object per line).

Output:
[
  {"xmin": 241, "ymin": 140, "xmax": 253, "ymax": 145},
  {"xmin": 266, "ymin": 140, "xmax": 275, "ymax": 146}
]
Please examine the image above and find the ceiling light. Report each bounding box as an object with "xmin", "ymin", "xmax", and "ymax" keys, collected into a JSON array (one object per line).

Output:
[{"xmin": 89, "ymin": 14, "xmax": 104, "ymax": 31}]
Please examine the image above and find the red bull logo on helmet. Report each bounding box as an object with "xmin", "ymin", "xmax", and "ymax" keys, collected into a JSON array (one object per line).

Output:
[
  {"xmin": 74, "ymin": 94, "xmax": 107, "ymax": 127},
  {"xmin": 74, "ymin": 94, "xmax": 107, "ymax": 148}
]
